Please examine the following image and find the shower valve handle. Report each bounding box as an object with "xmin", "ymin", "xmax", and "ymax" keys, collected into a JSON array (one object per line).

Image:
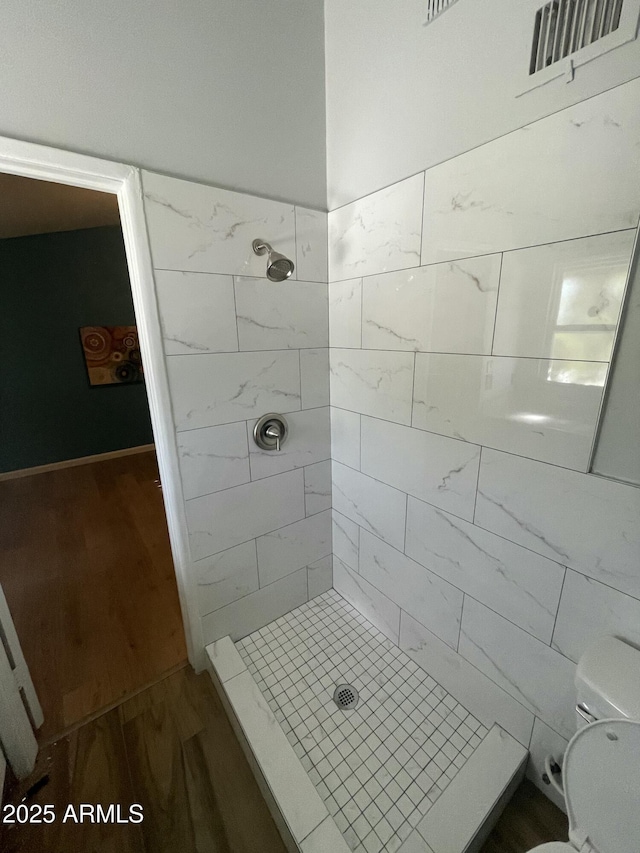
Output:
[
  {"xmin": 265, "ymin": 423, "xmax": 281, "ymax": 452},
  {"xmin": 253, "ymin": 414, "xmax": 289, "ymax": 453}
]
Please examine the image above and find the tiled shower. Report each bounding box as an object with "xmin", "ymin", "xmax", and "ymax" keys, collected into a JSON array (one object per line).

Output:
[{"xmin": 140, "ymin": 73, "xmax": 640, "ymax": 851}]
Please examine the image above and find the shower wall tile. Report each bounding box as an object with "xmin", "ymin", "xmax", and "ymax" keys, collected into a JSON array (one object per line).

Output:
[
  {"xmin": 333, "ymin": 556, "xmax": 401, "ymax": 643},
  {"xmin": 493, "ymin": 231, "xmax": 635, "ymax": 361},
  {"xmin": 459, "ymin": 598, "xmax": 577, "ymax": 740},
  {"xmin": 551, "ymin": 570, "xmax": 640, "ymax": 664},
  {"xmin": 330, "ymin": 349, "xmax": 414, "ymax": 424},
  {"xmin": 195, "ymin": 541, "xmax": 259, "ymax": 616},
  {"xmin": 247, "ymin": 408, "xmax": 330, "ymax": 480},
  {"xmin": 330, "ymin": 407, "xmax": 361, "ymax": 470},
  {"xmin": 359, "ymin": 531, "xmax": 463, "ymax": 649},
  {"xmin": 329, "ymin": 173, "xmax": 424, "ymax": 281},
  {"xmin": 362, "ymin": 255, "xmax": 501, "ymax": 354},
  {"xmin": 155, "ymin": 270, "xmax": 239, "ymax": 354},
  {"xmin": 256, "ymin": 510, "xmax": 331, "ymax": 587},
  {"xmin": 142, "ymin": 171, "xmax": 297, "ymax": 277},
  {"xmin": 177, "ymin": 422, "xmax": 250, "ymax": 500},
  {"xmin": 332, "ymin": 462, "xmax": 406, "ymax": 551},
  {"xmin": 412, "ymin": 353, "xmax": 605, "ymax": 471},
  {"xmin": 360, "ymin": 417, "xmax": 480, "ymax": 521},
  {"xmin": 329, "ymin": 277, "xmax": 362, "ymax": 349},
  {"xmin": 300, "ymin": 348, "xmax": 330, "ymax": 409},
  {"xmin": 186, "ymin": 469, "xmax": 305, "ymax": 560},
  {"xmin": 405, "ymin": 497, "xmax": 565, "ymax": 644},
  {"xmin": 235, "ymin": 277, "xmax": 328, "ymax": 351},
  {"xmin": 420, "ymin": 79, "xmax": 640, "ymax": 266},
  {"xmin": 294, "ymin": 207, "xmax": 328, "ymax": 284},
  {"xmin": 400, "ymin": 613, "xmax": 534, "ymax": 747},
  {"xmin": 332, "ymin": 509, "xmax": 359, "ymax": 573},
  {"xmin": 526, "ymin": 719, "xmax": 569, "ymax": 812},
  {"xmin": 201, "ymin": 568, "xmax": 309, "ymax": 643},
  {"xmin": 167, "ymin": 351, "xmax": 301, "ymax": 431},
  {"xmin": 307, "ymin": 555, "xmax": 333, "ymax": 599},
  {"xmin": 475, "ymin": 449, "xmax": 640, "ymax": 599},
  {"xmin": 304, "ymin": 460, "xmax": 332, "ymax": 516}
]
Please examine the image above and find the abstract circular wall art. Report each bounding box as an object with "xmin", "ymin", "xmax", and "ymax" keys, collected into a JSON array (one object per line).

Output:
[{"xmin": 79, "ymin": 325, "xmax": 143, "ymax": 386}]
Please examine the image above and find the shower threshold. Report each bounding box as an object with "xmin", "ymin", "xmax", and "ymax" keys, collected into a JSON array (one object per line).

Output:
[{"xmin": 207, "ymin": 590, "xmax": 526, "ymax": 853}]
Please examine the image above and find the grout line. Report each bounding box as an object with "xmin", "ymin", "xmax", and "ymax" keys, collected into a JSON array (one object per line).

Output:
[
  {"xmin": 328, "ymin": 346, "xmax": 610, "ymax": 364},
  {"xmin": 457, "ymin": 594, "xmax": 466, "ymax": 653},
  {"xmin": 472, "ymin": 446, "xmax": 483, "ymax": 524},
  {"xmin": 549, "ymin": 566, "xmax": 568, "ymax": 650},
  {"xmin": 490, "ymin": 252, "xmax": 504, "ymax": 356},
  {"xmin": 176, "ymin": 405, "xmax": 329, "ymax": 437}
]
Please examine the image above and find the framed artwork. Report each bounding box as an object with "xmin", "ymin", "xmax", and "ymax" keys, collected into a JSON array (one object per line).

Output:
[{"xmin": 80, "ymin": 325, "xmax": 143, "ymax": 386}]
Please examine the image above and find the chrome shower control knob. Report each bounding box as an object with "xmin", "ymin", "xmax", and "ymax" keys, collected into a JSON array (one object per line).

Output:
[{"xmin": 253, "ymin": 414, "xmax": 288, "ymax": 452}]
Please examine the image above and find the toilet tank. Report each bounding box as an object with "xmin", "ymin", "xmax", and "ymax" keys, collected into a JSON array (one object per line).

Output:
[{"xmin": 575, "ymin": 636, "xmax": 640, "ymax": 728}]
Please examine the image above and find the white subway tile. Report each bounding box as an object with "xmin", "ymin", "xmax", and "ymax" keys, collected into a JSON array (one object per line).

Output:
[
  {"xmin": 329, "ymin": 278, "xmax": 362, "ymax": 348},
  {"xmin": 202, "ymin": 568, "xmax": 308, "ymax": 643},
  {"xmin": 421, "ymin": 81, "xmax": 640, "ymax": 265},
  {"xmin": 406, "ymin": 497, "xmax": 564, "ymax": 643},
  {"xmin": 195, "ymin": 541, "xmax": 259, "ymax": 616},
  {"xmin": 330, "ymin": 407, "xmax": 361, "ymax": 470},
  {"xmin": 155, "ymin": 270, "xmax": 238, "ymax": 354},
  {"xmin": 361, "ymin": 417, "xmax": 480, "ymax": 521},
  {"xmin": 400, "ymin": 612, "xmax": 534, "ymax": 747},
  {"xmin": 332, "ymin": 510, "xmax": 360, "ymax": 573},
  {"xmin": 552, "ymin": 570, "xmax": 640, "ymax": 664},
  {"xmin": 332, "ymin": 462, "xmax": 406, "ymax": 551},
  {"xmin": 177, "ymin": 422, "xmax": 249, "ymax": 499},
  {"xmin": 300, "ymin": 348, "xmax": 330, "ymax": 409},
  {"xmin": 329, "ymin": 173, "xmax": 424, "ymax": 281},
  {"xmin": 235, "ymin": 277, "xmax": 328, "ymax": 351},
  {"xmin": 362, "ymin": 255, "xmax": 500, "ymax": 354},
  {"xmin": 475, "ymin": 449, "xmax": 640, "ymax": 599},
  {"xmin": 168, "ymin": 351, "xmax": 300, "ymax": 431},
  {"xmin": 330, "ymin": 349, "xmax": 414, "ymax": 425},
  {"xmin": 333, "ymin": 557, "xmax": 400, "ymax": 643},
  {"xmin": 143, "ymin": 171, "xmax": 296, "ymax": 276},
  {"xmin": 295, "ymin": 207, "xmax": 328, "ymax": 283},
  {"xmin": 256, "ymin": 510, "xmax": 331, "ymax": 587},
  {"xmin": 413, "ymin": 353, "xmax": 604, "ymax": 471},
  {"xmin": 359, "ymin": 531, "xmax": 463, "ymax": 649},
  {"xmin": 304, "ymin": 460, "xmax": 332, "ymax": 516},
  {"xmin": 186, "ymin": 469, "xmax": 305, "ymax": 560},
  {"xmin": 459, "ymin": 598, "xmax": 576, "ymax": 739}
]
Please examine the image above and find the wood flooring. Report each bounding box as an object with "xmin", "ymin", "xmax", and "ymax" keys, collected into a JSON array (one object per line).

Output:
[
  {"xmin": 0, "ymin": 666, "xmax": 288, "ymax": 853},
  {"xmin": 482, "ymin": 779, "xmax": 569, "ymax": 853},
  {"xmin": 0, "ymin": 451, "xmax": 187, "ymax": 743}
]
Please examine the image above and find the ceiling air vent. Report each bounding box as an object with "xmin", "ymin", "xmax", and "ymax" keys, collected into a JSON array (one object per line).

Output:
[
  {"xmin": 425, "ymin": 0, "xmax": 461, "ymax": 24},
  {"xmin": 530, "ymin": 0, "xmax": 625, "ymax": 74}
]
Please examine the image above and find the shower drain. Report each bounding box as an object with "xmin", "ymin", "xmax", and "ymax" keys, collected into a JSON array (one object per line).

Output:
[{"xmin": 333, "ymin": 683, "xmax": 359, "ymax": 710}]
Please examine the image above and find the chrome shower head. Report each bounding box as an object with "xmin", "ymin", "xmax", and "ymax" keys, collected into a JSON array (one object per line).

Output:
[{"xmin": 252, "ymin": 239, "xmax": 295, "ymax": 282}]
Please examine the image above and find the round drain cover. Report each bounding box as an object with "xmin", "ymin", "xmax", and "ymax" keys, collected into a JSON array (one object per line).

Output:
[{"xmin": 333, "ymin": 683, "xmax": 359, "ymax": 710}]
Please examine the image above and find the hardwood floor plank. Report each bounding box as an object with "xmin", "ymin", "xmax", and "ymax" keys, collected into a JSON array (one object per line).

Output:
[
  {"xmin": 0, "ymin": 451, "xmax": 187, "ymax": 742},
  {"xmin": 481, "ymin": 779, "xmax": 568, "ymax": 853},
  {"xmin": 182, "ymin": 733, "xmax": 232, "ymax": 853}
]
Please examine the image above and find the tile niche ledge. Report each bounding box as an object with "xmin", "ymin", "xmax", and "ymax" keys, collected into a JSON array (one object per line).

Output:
[{"xmin": 206, "ymin": 634, "xmax": 527, "ymax": 853}]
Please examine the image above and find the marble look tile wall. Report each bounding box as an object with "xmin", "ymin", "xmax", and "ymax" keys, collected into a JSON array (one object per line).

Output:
[
  {"xmin": 142, "ymin": 172, "xmax": 331, "ymax": 646},
  {"xmin": 327, "ymin": 78, "xmax": 640, "ymax": 805}
]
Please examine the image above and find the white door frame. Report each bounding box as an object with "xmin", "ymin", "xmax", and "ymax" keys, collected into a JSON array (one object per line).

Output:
[{"xmin": 0, "ymin": 135, "xmax": 202, "ymax": 668}]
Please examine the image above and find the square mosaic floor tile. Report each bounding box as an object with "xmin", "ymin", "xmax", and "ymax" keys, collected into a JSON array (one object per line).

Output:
[{"xmin": 237, "ymin": 590, "xmax": 488, "ymax": 853}]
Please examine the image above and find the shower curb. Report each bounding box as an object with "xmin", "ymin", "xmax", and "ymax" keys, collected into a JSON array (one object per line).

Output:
[{"xmin": 206, "ymin": 635, "xmax": 527, "ymax": 853}]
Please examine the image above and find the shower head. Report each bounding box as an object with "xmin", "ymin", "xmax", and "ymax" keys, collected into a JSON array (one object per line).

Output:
[{"xmin": 252, "ymin": 239, "xmax": 295, "ymax": 282}]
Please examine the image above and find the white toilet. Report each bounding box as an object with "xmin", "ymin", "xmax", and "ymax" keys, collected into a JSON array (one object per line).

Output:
[{"xmin": 529, "ymin": 636, "xmax": 640, "ymax": 853}]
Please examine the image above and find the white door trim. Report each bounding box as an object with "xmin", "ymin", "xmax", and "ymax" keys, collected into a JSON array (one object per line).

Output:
[{"xmin": 0, "ymin": 135, "xmax": 202, "ymax": 668}]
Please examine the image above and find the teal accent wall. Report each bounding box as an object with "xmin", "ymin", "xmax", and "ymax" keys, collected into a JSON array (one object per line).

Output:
[{"xmin": 0, "ymin": 226, "xmax": 154, "ymax": 473}]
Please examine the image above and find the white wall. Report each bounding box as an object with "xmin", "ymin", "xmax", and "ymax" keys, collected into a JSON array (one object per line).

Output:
[
  {"xmin": 327, "ymin": 79, "xmax": 640, "ymax": 809},
  {"xmin": 141, "ymin": 172, "xmax": 332, "ymax": 649},
  {"xmin": 325, "ymin": 0, "xmax": 640, "ymax": 207},
  {"xmin": 0, "ymin": 1, "xmax": 326, "ymax": 208}
]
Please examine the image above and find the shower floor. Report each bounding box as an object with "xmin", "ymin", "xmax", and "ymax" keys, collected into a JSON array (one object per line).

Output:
[{"xmin": 236, "ymin": 590, "xmax": 489, "ymax": 853}]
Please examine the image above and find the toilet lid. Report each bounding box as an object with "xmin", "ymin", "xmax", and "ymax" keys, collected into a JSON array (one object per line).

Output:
[{"xmin": 564, "ymin": 719, "xmax": 640, "ymax": 853}]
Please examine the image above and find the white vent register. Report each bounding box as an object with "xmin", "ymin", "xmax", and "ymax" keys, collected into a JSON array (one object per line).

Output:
[
  {"xmin": 425, "ymin": 0, "xmax": 461, "ymax": 24},
  {"xmin": 522, "ymin": 0, "xmax": 640, "ymax": 92}
]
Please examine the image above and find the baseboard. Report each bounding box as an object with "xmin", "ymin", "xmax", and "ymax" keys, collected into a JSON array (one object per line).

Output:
[{"xmin": 0, "ymin": 444, "xmax": 156, "ymax": 482}]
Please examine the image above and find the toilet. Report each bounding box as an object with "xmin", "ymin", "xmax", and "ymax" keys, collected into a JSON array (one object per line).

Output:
[{"xmin": 529, "ymin": 636, "xmax": 640, "ymax": 853}]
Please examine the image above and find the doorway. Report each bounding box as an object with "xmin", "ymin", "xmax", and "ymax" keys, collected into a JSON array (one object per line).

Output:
[{"xmin": 0, "ymin": 158, "xmax": 192, "ymax": 747}]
